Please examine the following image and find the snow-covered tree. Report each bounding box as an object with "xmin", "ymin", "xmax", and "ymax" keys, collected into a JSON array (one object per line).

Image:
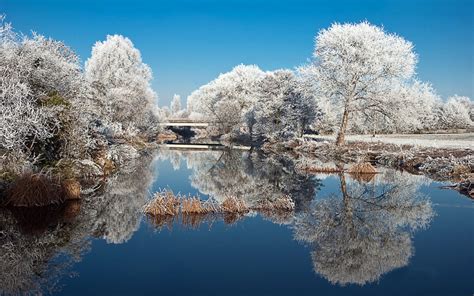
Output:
[
  {"xmin": 170, "ymin": 94, "xmax": 182, "ymax": 114},
  {"xmin": 85, "ymin": 35, "xmax": 157, "ymax": 135},
  {"xmin": 251, "ymin": 70, "xmax": 319, "ymax": 143},
  {"xmin": 438, "ymin": 95, "xmax": 473, "ymax": 129},
  {"xmin": 309, "ymin": 22, "xmax": 417, "ymax": 145},
  {"xmin": 0, "ymin": 16, "xmax": 92, "ymax": 163},
  {"xmin": 187, "ymin": 64, "xmax": 266, "ymax": 135}
]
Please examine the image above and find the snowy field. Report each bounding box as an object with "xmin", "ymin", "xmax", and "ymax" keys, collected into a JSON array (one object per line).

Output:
[{"xmin": 305, "ymin": 133, "xmax": 474, "ymax": 149}]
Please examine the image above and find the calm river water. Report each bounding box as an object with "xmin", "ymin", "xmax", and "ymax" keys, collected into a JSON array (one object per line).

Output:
[{"xmin": 0, "ymin": 149, "xmax": 472, "ymax": 296}]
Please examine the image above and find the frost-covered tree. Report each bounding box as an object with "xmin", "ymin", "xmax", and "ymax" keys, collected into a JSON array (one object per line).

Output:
[
  {"xmin": 251, "ymin": 70, "xmax": 319, "ymax": 143},
  {"xmin": 85, "ymin": 35, "xmax": 157, "ymax": 135},
  {"xmin": 187, "ymin": 64, "xmax": 266, "ymax": 135},
  {"xmin": 309, "ymin": 22, "xmax": 417, "ymax": 145},
  {"xmin": 0, "ymin": 16, "xmax": 93, "ymax": 164},
  {"xmin": 438, "ymin": 95, "xmax": 473, "ymax": 129},
  {"xmin": 170, "ymin": 94, "xmax": 182, "ymax": 114},
  {"xmin": 348, "ymin": 80, "xmax": 442, "ymax": 134}
]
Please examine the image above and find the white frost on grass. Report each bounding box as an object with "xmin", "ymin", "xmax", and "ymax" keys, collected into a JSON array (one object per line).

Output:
[{"xmin": 305, "ymin": 133, "xmax": 474, "ymax": 149}]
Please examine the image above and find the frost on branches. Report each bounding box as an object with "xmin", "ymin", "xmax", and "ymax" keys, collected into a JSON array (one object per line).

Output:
[
  {"xmin": 187, "ymin": 65, "xmax": 320, "ymax": 143},
  {"xmin": 1, "ymin": 17, "xmax": 161, "ymax": 173},
  {"xmin": 0, "ymin": 16, "xmax": 93, "ymax": 165},
  {"xmin": 309, "ymin": 22, "xmax": 417, "ymax": 145},
  {"xmin": 85, "ymin": 35, "xmax": 158, "ymax": 137}
]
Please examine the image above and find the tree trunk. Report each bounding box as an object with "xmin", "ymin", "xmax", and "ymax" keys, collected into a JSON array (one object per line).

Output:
[
  {"xmin": 339, "ymin": 171, "xmax": 355, "ymax": 236},
  {"xmin": 336, "ymin": 107, "xmax": 350, "ymax": 146}
]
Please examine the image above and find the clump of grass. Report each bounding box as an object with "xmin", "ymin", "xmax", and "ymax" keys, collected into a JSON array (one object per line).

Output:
[
  {"xmin": 143, "ymin": 190, "xmax": 181, "ymax": 216},
  {"xmin": 348, "ymin": 162, "xmax": 377, "ymax": 174},
  {"xmin": 221, "ymin": 196, "xmax": 248, "ymax": 213},
  {"xmin": 5, "ymin": 172, "xmax": 81, "ymax": 207},
  {"xmin": 144, "ymin": 190, "xmax": 299, "ymax": 228},
  {"xmin": 348, "ymin": 162, "xmax": 378, "ymax": 183},
  {"xmin": 452, "ymin": 164, "xmax": 471, "ymax": 177},
  {"xmin": 253, "ymin": 195, "xmax": 295, "ymax": 212},
  {"xmin": 305, "ymin": 166, "xmax": 343, "ymax": 173},
  {"xmin": 182, "ymin": 197, "xmax": 207, "ymax": 214},
  {"xmin": 62, "ymin": 179, "xmax": 81, "ymax": 200}
]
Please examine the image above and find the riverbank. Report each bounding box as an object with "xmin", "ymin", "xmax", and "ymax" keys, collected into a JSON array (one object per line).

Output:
[
  {"xmin": 263, "ymin": 138, "xmax": 473, "ymax": 198},
  {"xmin": 304, "ymin": 132, "xmax": 474, "ymax": 149}
]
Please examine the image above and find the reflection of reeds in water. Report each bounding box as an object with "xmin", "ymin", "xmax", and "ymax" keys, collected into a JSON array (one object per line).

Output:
[
  {"xmin": 182, "ymin": 213, "xmax": 218, "ymax": 230},
  {"xmin": 145, "ymin": 213, "xmax": 176, "ymax": 230},
  {"xmin": 7, "ymin": 200, "xmax": 82, "ymax": 235},
  {"xmin": 144, "ymin": 191, "xmax": 295, "ymax": 230},
  {"xmin": 348, "ymin": 162, "xmax": 378, "ymax": 183}
]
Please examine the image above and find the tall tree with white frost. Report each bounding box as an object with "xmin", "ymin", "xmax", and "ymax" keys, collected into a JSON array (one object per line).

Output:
[
  {"xmin": 85, "ymin": 35, "xmax": 157, "ymax": 134},
  {"xmin": 170, "ymin": 94, "xmax": 182, "ymax": 115},
  {"xmin": 0, "ymin": 16, "xmax": 94, "ymax": 162},
  {"xmin": 312, "ymin": 22, "xmax": 416, "ymax": 145},
  {"xmin": 187, "ymin": 64, "xmax": 265, "ymax": 135}
]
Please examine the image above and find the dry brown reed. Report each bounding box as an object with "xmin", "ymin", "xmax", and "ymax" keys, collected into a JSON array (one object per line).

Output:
[
  {"xmin": 348, "ymin": 162, "xmax": 378, "ymax": 174},
  {"xmin": 253, "ymin": 195, "xmax": 295, "ymax": 212},
  {"xmin": 347, "ymin": 162, "xmax": 378, "ymax": 183},
  {"xmin": 181, "ymin": 197, "xmax": 204, "ymax": 214},
  {"xmin": 62, "ymin": 179, "xmax": 81, "ymax": 200},
  {"xmin": 143, "ymin": 190, "xmax": 181, "ymax": 216},
  {"xmin": 5, "ymin": 172, "xmax": 81, "ymax": 207},
  {"xmin": 144, "ymin": 190, "xmax": 298, "ymax": 228},
  {"xmin": 301, "ymin": 166, "xmax": 343, "ymax": 174},
  {"xmin": 221, "ymin": 196, "xmax": 248, "ymax": 213}
]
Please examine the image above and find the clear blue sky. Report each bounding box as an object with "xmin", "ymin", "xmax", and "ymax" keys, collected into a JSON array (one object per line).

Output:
[{"xmin": 2, "ymin": 0, "xmax": 473, "ymax": 106}]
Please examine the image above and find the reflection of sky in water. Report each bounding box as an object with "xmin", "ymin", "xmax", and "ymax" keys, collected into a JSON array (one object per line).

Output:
[{"xmin": 2, "ymin": 150, "xmax": 473, "ymax": 296}]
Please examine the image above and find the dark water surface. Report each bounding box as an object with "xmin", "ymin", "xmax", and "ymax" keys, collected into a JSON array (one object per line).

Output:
[{"xmin": 1, "ymin": 150, "xmax": 472, "ymax": 296}]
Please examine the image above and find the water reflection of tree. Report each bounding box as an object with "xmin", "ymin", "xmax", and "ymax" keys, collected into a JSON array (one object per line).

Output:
[
  {"xmin": 293, "ymin": 171, "xmax": 434, "ymax": 286},
  {"xmin": 160, "ymin": 149, "xmax": 320, "ymax": 218},
  {"xmin": 0, "ymin": 153, "xmax": 157, "ymax": 295},
  {"xmin": 0, "ymin": 203, "xmax": 90, "ymax": 295},
  {"xmin": 90, "ymin": 152, "xmax": 156, "ymax": 244}
]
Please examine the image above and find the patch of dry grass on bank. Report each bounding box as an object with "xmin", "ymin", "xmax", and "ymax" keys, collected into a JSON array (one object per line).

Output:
[
  {"xmin": 4, "ymin": 172, "xmax": 81, "ymax": 207},
  {"xmin": 348, "ymin": 162, "xmax": 378, "ymax": 174},
  {"xmin": 221, "ymin": 196, "xmax": 248, "ymax": 213},
  {"xmin": 299, "ymin": 165, "xmax": 343, "ymax": 174},
  {"xmin": 143, "ymin": 190, "xmax": 296, "ymax": 229},
  {"xmin": 143, "ymin": 190, "xmax": 181, "ymax": 216},
  {"xmin": 293, "ymin": 139, "xmax": 473, "ymax": 183}
]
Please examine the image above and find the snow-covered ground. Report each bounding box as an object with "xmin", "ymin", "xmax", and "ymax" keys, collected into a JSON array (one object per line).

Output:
[{"xmin": 305, "ymin": 133, "xmax": 474, "ymax": 149}]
